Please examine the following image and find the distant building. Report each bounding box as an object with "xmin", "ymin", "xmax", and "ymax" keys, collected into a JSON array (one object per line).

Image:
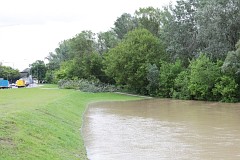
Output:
[
  {"xmin": 20, "ymin": 68, "xmax": 33, "ymax": 84},
  {"xmin": 20, "ymin": 68, "xmax": 30, "ymax": 77}
]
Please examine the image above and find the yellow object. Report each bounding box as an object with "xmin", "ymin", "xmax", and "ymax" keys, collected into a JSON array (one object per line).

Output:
[{"xmin": 16, "ymin": 80, "xmax": 26, "ymax": 87}]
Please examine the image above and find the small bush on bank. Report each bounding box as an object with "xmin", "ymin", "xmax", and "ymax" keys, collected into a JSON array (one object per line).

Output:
[
  {"xmin": 212, "ymin": 75, "xmax": 238, "ymax": 102},
  {"xmin": 58, "ymin": 79, "xmax": 118, "ymax": 93}
]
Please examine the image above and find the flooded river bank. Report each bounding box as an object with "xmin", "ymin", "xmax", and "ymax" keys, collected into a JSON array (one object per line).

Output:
[{"xmin": 82, "ymin": 99, "xmax": 240, "ymax": 160}]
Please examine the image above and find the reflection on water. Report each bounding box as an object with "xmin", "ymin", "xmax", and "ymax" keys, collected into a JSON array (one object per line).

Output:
[{"xmin": 82, "ymin": 99, "xmax": 240, "ymax": 160}]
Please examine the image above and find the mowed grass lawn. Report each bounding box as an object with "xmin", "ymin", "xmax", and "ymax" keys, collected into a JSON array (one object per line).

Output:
[{"xmin": 0, "ymin": 85, "xmax": 141, "ymax": 160}]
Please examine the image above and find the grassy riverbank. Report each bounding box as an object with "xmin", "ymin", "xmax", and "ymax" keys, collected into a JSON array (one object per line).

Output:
[{"xmin": 0, "ymin": 85, "xmax": 141, "ymax": 160}]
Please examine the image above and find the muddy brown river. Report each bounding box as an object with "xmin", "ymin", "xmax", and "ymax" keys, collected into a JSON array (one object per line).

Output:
[{"xmin": 82, "ymin": 99, "xmax": 240, "ymax": 160}]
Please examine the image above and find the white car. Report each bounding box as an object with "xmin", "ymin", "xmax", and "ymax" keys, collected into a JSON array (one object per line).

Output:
[{"xmin": 9, "ymin": 83, "xmax": 17, "ymax": 88}]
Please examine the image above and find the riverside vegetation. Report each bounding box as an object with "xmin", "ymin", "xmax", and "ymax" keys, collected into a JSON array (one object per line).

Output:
[
  {"xmin": 23, "ymin": 0, "xmax": 239, "ymax": 102},
  {"xmin": 0, "ymin": 85, "xmax": 141, "ymax": 160},
  {"xmin": 1, "ymin": 0, "xmax": 239, "ymax": 102}
]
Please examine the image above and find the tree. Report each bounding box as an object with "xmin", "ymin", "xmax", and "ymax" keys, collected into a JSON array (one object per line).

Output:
[
  {"xmin": 113, "ymin": 13, "xmax": 138, "ymax": 39},
  {"xmin": 104, "ymin": 28, "xmax": 166, "ymax": 94},
  {"xmin": 45, "ymin": 40, "xmax": 72, "ymax": 71},
  {"xmin": 221, "ymin": 39, "xmax": 240, "ymax": 97},
  {"xmin": 30, "ymin": 60, "xmax": 47, "ymax": 83},
  {"xmin": 160, "ymin": 0, "xmax": 240, "ymax": 62},
  {"xmin": 161, "ymin": 0, "xmax": 199, "ymax": 63},
  {"xmin": 97, "ymin": 30, "xmax": 120, "ymax": 55},
  {"xmin": 0, "ymin": 65, "xmax": 20, "ymax": 83},
  {"xmin": 46, "ymin": 30, "xmax": 106, "ymax": 82},
  {"xmin": 146, "ymin": 64, "xmax": 160, "ymax": 96},
  {"xmin": 197, "ymin": 0, "xmax": 240, "ymax": 60},
  {"xmin": 73, "ymin": 53, "xmax": 106, "ymax": 82},
  {"xmin": 222, "ymin": 39, "xmax": 240, "ymax": 80},
  {"xmin": 68, "ymin": 31, "xmax": 97, "ymax": 58},
  {"xmin": 135, "ymin": 7, "xmax": 162, "ymax": 37}
]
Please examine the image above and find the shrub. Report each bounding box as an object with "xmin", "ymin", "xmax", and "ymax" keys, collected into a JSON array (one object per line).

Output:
[
  {"xmin": 159, "ymin": 60, "xmax": 183, "ymax": 98},
  {"xmin": 173, "ymin": 70, "xmax": 191, "ymax": 100},
  {"xmin": 212, "ymin": 75, "xmax": 238, "ymax": 102},
  {"xmin": 188, "ymin": 54, "xmax": 221, "ymax": 100}
]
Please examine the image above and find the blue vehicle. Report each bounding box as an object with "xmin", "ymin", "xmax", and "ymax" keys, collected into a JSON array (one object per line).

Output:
[{"xmin": 0, "ymin": 79, "xmax": 9, "ymax": 89}]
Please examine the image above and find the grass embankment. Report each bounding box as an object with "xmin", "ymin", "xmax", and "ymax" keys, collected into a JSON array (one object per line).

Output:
[{"xmin": 0, "ymin": 85, "xmax": 141, "ymax": 160}]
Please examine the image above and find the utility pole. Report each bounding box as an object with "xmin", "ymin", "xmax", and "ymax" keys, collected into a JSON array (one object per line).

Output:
[{"xmin": 37, "ymin": 66, "xmax": 39, "ymax": 84}]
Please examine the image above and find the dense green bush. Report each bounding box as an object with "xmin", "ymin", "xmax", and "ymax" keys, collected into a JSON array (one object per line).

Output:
[
  {"xmin": 188, "ymin": 54, "xmax": 221, "ymax": 101},
  {"xmin": 213, "ymin": 75, "xmax": 238, "ymax": 102},
  {"xmin": 158, "ymin": 60, "xmax": 183, "ymax": 98},
  {"xmin": 173, "ymin": 70, "xmax": 191, "ymax": 100}
]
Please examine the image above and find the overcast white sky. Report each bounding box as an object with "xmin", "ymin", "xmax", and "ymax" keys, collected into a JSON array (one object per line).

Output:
[{"xmin": 0, "ymin": 0, "xmax": 173, "ymax": 71}]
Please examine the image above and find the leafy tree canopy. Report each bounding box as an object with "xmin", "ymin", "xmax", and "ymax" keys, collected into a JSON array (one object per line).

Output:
[
  {"xmin": 104, "ymin": 28, "xmax": 166, "ymax": 94},
  {"xmin": 30, "ymin": 60, "xmax": 47, "ymax": 82},
  {"xmin": 0, "ymin": 65, "xmax": 20, "ymax": 82}
]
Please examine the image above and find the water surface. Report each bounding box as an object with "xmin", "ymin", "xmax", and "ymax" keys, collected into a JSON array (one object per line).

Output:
[{"xmin": 82, "ymin": 99, "xmax": 240, "ymax": 160}]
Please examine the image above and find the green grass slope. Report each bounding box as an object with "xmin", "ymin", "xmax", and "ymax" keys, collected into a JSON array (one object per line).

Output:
[{"xmin": 0, "ymin": 85, "xmax": 141, "ymax": 160}]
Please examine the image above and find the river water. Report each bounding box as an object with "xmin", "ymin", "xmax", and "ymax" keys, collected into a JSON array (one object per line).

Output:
[{"xmin": 82, "ymin": 99, "xmax": 240, "ymax": 160}]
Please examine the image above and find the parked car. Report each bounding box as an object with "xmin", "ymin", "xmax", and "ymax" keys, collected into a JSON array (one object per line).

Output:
[{"xmin": 9, "ymin": 83, "xmax": 17, "ymax": 88}]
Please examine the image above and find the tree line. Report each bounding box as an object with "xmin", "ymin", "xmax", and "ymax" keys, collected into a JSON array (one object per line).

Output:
[
  {"xmin": 0, "ymin": 64, "xmax": 20, "ymax": 83},
  {"xmin": 33, "ymin": 0, "xmax": 240, "ymax": 102}
]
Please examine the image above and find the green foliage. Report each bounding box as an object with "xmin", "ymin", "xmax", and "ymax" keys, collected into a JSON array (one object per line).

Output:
[
  {"xmin": 146, "ymin": 64, "xmax": 160, "ymax": 96},
  {"xmin": 222, "ymin": 40, "xmax": 240, "ymax": 80},
  {"xmin": 159, "ymin": 60, "xmax": 183, "ymax": 97},
  {"xmin": 173, "ymin": 54, "xmax": 239, "ymax": 102},
  {"xmin": 197, "ymin": 0, "xmax": 240, "ymax": 59},
  {"xmin": 113, "ymin": 13, "xmax": 138, "ymax": 39},
  {"xmin": 0, "ymin": 65, "xmax": 20, "ymax": 82},
  {"xmin": 54, "ymin": 60, "xmax": 73, "ymax": 80},
  {"xmin": 46, "ymin": 31, "xmax": 111, "ymax": 83},
  {"xmin": 161, "ymin": 0, "xmax": 199, "ymax": 63},
  {"xmin": 188, "ymin": 54, "xmax": 221, "ymax": 100},
  {"xmin": 30, "ymin": 60, "xmax": 47, "ymax": 82},
  {"xmin": 42, "ymin": 2, "xmax": 240, "ymax": 102},
  {"xmin": 213, "ymin": 75, "xmax": 238, "ymax": 102},
  {"xmin": 135, "ymin": 7, "xmax": 162, "ymax": 37},
  {"xmin": 68, "ymin": 31, "xmax": 97, "ymax": 58},
  {"xmin": 45, "ymin": 40, "xmax": 71, "ymax": 71},
  {"xmin": 104, "ymin": 28, "xmax": 166, "ymax": 94},
  {"xmin": 160, "ymin": 0, "xmax": 240, "ymax": 61},
  {"xmin": 55, "ymin": 53, "xmax": 107, "ymax": 82},
  {"xmin": 45, "ymin": 70, "xmax": 55, "ymax": 83},
  {"xmin": 97, "ymin": 30, "xmax": 120, "ymax": 54},
  {"xmin": 79, "ymin": 53, "xmax": 106, "ymax": 82},
  {"xmin": 173, "ymin": 70, "xmax": 191, "ymax": 100}
]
